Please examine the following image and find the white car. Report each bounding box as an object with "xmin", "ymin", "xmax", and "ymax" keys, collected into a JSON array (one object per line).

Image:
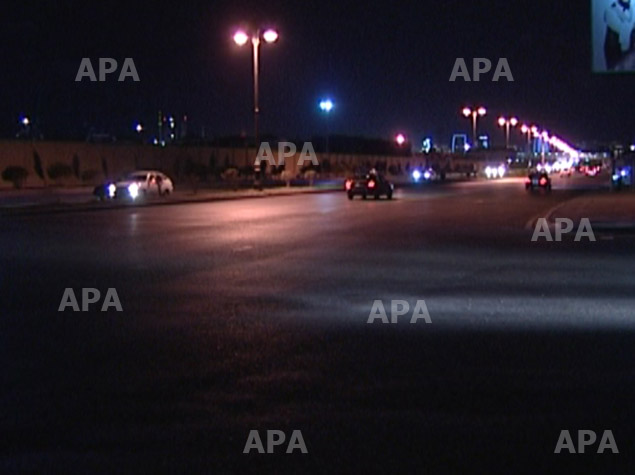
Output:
[
  {"xmin": 484, "ymin": 165, "xmax": 506, "ymax": 179},
  {"xmin": 112, "ymin": 170, "xmax": 174, "ymax": 199}
]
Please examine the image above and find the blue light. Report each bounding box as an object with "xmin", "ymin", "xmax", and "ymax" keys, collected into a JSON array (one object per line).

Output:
[
  {"xmin": 319, "ymin": 99, "xmax": 334, "ymax": 113},
  {"xmin": 412, "ymin": 170, "xmax": 422, "ymax": 182}
]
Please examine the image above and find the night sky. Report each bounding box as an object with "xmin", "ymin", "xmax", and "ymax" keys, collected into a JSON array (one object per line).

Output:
[{"xmin": 2, "ymin": 0, "xmax": 634, "ymax": 146}]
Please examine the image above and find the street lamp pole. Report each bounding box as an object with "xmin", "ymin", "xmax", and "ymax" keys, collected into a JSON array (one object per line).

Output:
[
  {"xmin": 234, "ymin": 28, "xmax": 279, "ymax": 151},
  {"xmin": 319, "ymin": 99, "xmax": 334, "ymax": 161},
  {"xmin": 541, "ymin": 131, "xmax": 549, "ymax": 165},
  {"xmin": 462, "ymin": 107, "xmax": 486, "ymax": 149},
  {"xmin": 521, "ymin": 124, "xmax": 536, "ymax": 154},
  {"xmin": 498, "ymin": 117, "xmax": 518, "ymax": 149},
  {"xmin": 252, "ymin": 30, "xmax": 260, "ymax": 149}
]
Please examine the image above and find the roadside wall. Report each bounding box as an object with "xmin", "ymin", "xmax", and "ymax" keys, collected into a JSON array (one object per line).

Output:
[{"xmin": 0, "ymin": 141, "xmax": 424, "ymax": 189}]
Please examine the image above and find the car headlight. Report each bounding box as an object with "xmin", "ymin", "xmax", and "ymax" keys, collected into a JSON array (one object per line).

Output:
[
  {"xmin": 128, "ymin": 183, "xmax": 139, "ymax": 199},
  {"xmin": 412, "ymin": 170, "xmax": 422, "ymax": 182},
  {"xmin": 423, "ymin": 171, "xmax": 431, "ymax": 180},
  {"xmin": 107, "ymin": 184, "xmax": 116, "ymax": 198},
  {"xmin": 497, "ymin": 166, "xmax": 505, "ymax": 177}
]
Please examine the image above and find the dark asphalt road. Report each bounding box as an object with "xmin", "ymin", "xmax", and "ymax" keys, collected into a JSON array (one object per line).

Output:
[{"xmin": 2, "ymin": 177, "xmax": 634, "ymax": 473}]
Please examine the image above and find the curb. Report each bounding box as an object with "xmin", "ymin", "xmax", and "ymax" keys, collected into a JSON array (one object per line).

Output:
[{"xmin": 0, "ymin": 186, "xmax": 343, "ymax": 217}]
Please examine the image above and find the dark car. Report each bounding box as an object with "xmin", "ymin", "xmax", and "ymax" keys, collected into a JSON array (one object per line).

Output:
[
  {"xmin": 525, "ymin": 171, "xmax": 551, "ymax": 192},
  {"xmin": 93, "ymin": 181, "xmax": 117, "ymax": 201},
  {"xmin": 345, "ymin": 171, "xmax": 394, "ymax": 200},
  {"xmin": 612, "ymin": 166, "xmax": 632, "ymax": 190}
]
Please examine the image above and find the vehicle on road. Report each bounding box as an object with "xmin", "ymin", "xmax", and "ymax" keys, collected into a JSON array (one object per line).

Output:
[
  {"xmin": 94, "ymin": 171, "xmax": 174, "ymax": 201},
  {"xmin": 411, "ymin": 168, "xmax": 436, "ymax": 183},
  {"xmin": 525, "ymin": 171, "xmax": 552, "ymax": 192},
  {"xmin": 584, "ymin": 165, "xmax": 602, "ymax": 177},
  {"xmin": 93, "ymin": 181, "xmax": 119, "ymax": 201},
  {"xmin": 484, "ymin": 164, "xmax": 506, "ymax": 179},
  {"xmin": 345, "ymin": 170, "xmax": 394, "ymax": 200},
  {"xmin": 612, "ymin": 166, "xmax": 632, "ymax": 190}
]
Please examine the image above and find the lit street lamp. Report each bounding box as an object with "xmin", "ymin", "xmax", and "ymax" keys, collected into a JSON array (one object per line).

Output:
[
  {"xmin": 233, "ymin": 28, "xmax": 279, "ymax": 150},
  {"xmin": 319, "ymin": 99, "xmax": 334, "ymax": 159},
  {"xmin": 396, "ymin": 134, "xmax": 406, "ymax": 146},
  {"xmin": 462, "ymin": 107, "xmax": 487, "ymax": 149},
  {"xmin": 539, "ymin": 130, "xmax": 550, "ymax": 165},
  {"xmin": 17, "ymin": 116, "xmax": 32, "ymax": 139},
  {"xmin": 498, "ymin": 116, "xmax": 518, "ymax": 149},
  {"xmin": 134, "ymin": 122, "xmax": 144, "ymax": 144},
  {"xmin": 520, "ymin": 124, "xmax": 535, "ymax": 154}
]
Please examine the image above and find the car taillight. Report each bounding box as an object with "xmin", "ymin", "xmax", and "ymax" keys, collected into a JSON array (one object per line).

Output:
[
  {"xmin": 345, "ymin": 180, "xmax": 352, "ymax": 191},
  {"xmin": 540, "ymin": 178, "xmax": 547, "ymax": 186},
  {"xmin": 368, "ymin": 180, "xmax": 376, "ymax": 189},
  {"xmin": 525, "ymin": 178, "xmax": 531, "ymax": 184}
]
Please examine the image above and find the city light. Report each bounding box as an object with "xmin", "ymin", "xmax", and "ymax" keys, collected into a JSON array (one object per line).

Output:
[
  {"xmin": 498, "ymin": 117, "xmax": 518, "ymax": 149},
  {"xmin": 232, "ymin": 27, "xmax": 280, "ymax": 153},
  {"xmin": 319, "ymin": 99, "xmax": 334, "ymax": 113},
  {"xmin": 263, "ymin": 29, "xmax": 279, "ymax": 44},
  {"xmin": 396, "ymin": 134, "xmax": 406, "ymax": 146},
  {"xmin": 233, "ymin": 31, "xmax": 249, "ymax": 46},
  {"xmin": 422, "ymin": 137, "xmax": 432, "ymax": 153},
  {"xmin": 520, "ymin": 124, "xmax": 535, "ymax": 152},
  {"xmin": 462, "ymin": 106, "xmax": 487, "ymax": 148}
]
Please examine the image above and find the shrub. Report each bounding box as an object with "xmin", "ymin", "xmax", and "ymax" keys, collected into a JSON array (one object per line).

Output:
[
  {"xmin": 2, "ymin": 166, "xmax": 29, "ymax": 189},
  {"xmin": 72, "ymin": 154, "xmax": 80, "ymax": 178},
  {"xmin": 222, "ymin": 168, "xmax": 240, "ymax": 190},
  {"xmin": 47, "ymin": 162, "xmax": 73, "ymax": 180},
  {"xmin": 221, "ymin": 168, "xmax": 239, "ymax": 180},
  {"xmin": 33, "ymin": 152, "xmax": 44, "ymax": 180},
  {"xmin": 280, "ymin": 170, "xmax": 294, "ymax": 187},
  {"xmin": 81, "ymin": 169, "xmax": 100, "ymax": 182},
  {"xmin": 184, "ymin": 159, "xmax": 209, "ymax": 181},
  {"xmin": 304, "ymin": 169, "xmax": 318, "ymax": 186},
  {"xmin": 101, "ymin": 157, "xmax": 109, "ymax": 177}
]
